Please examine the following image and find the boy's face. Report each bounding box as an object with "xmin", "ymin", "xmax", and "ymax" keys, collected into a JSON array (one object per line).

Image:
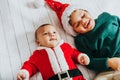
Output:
[
  {"xmin": 36, "ymin": 25, "xmax": 61, "ymax": 48},
  {"xmin": 70, "ymin": 9, "xmax": 95, "ymax": 34}
]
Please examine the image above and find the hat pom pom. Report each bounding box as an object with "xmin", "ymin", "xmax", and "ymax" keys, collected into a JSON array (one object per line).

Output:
[
  {"xmin": 34, "ymin": 0, "xmax": 45, "ymax": 8},
  {"xmin": 27, "ymin": 0, "xmax": 45, "ymax": 9}
]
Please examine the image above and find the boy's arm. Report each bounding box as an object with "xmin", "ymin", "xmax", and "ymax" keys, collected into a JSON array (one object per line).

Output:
[
  {"xmin": 108, "ymin": 58, "xmax": 120, "ymax": 70},
  {"xmin": 87, "ymin": 57, "xmax": 120, "ymax": 71},
  {"xmin": 86, "ymin": 57, "xmax": 109, "ymax": 71},
  {"xmin": 111, "ymin": 15, "xmax": 120, "ymax": 27},
  {"xmin": 116, "ymin": 16, "xmax": 120, "ymax": 27},
  {"xmin": 74, "ymin": 37, "xmax": 109, "ymax": 71}
]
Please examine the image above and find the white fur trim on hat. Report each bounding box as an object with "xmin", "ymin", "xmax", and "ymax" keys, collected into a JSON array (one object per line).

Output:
[
  {"xmin": 34, "ymin": 0, "xmax": 45, "ymax": 8},
  {"xmin": 61, "ymin": 5, "xmax": 80, "ymax": 36}
]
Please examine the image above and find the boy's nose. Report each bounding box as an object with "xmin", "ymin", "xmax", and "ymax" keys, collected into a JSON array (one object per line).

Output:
[{"xmin": 80, "ymin": 18, "xmax": 88, "ymax": 25}]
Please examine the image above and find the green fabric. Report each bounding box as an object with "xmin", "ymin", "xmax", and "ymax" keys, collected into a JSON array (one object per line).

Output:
[{"xmin": 74, "ymin": 12, "xmax": 120, "ymax": 72}]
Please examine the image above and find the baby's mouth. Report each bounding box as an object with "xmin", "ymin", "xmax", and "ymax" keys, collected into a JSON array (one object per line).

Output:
[{"xmin": 50, "ymin": 38, "xmax": 57, "ymax": 41}]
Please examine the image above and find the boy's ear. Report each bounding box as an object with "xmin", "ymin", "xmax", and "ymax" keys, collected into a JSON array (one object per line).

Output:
[
  {"xmin": 35, "ymin": 40, "xmax": 40, "ymax": 46},
  {"xmin": 69, "ymin": 19, "xmax": 72, "ymax": 25}
]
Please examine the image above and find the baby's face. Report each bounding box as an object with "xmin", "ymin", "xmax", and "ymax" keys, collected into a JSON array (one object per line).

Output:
[
  {"xmin": 69, "ymin": 9, "xmax": 95, "ymax": 34},
  {"xmin": 36, "ymin": 25, "xmax": 61, "ymax": 48}
]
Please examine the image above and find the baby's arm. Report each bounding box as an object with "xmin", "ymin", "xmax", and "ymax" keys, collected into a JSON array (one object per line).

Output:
[
  {"xmin": 78, "ymin": 53, "xmax": 90, "ymax": 65},
  {"xmin": 17, "ymin": 50, "xmax": 39, "ymax": 80},
  {"xmin": 108, "ymin": 57, "xmax": 120, "ymax": 70},
  {"xmin": 17, "ymin": 69, "xmax": 29, "ymax": 80}
]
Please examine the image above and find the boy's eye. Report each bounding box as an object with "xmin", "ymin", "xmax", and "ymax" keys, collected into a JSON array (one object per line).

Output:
[
  {"xmin": 74, "ymin": 21, "xmax": 80, "ymax": 28},
  {"xmin": 76, "ymin": 22, "xmax": 80, "ymax": 27},
  {"xmin": 81, "ymin": 14, "xmax": 85, "ymax": 18}
]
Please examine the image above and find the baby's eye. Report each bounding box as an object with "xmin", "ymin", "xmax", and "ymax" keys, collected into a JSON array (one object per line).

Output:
[
  {"xmin": 43, "ymin": 33, "xmax": 48, "ymax": 35},
  {"xmin": 53, "ymin": 31, "xmax": 56, "ymax": 34}
]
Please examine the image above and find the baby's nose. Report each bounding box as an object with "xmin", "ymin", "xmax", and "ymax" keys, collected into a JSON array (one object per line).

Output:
[{"xmin": 49, "ymin": 33, "xmax": 54, "ymax": 36}]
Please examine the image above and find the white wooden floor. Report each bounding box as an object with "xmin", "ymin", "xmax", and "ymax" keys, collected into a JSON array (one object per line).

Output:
[{"xmin": 0, "ymin": 0, "xmax": 120, "ymax": 80}]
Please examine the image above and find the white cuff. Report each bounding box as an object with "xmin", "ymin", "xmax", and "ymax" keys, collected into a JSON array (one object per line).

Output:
[{"xmin": 78, "ymin": 53, "xmax": 90, "ymax": 65}]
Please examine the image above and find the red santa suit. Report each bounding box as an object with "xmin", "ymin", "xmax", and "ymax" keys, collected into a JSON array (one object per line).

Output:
[{"xmin": 21, "ymin": 40, "xmax": 85, "ymax": 80}]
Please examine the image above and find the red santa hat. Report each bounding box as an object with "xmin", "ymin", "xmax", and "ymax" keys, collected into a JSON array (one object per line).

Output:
[{"xmin": 45, "ymin": 0, "xmax": 79, "ymax": 36}]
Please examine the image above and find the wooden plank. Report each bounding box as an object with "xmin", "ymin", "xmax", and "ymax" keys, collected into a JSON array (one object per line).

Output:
[
  {"xmin": 8, "ymin": 0, "xmax": 31, "ymax": 62},
  {"xmin": 0, "ymin": 0, "xmax": 14, "ymax": 79},
  {"xmin": 0, "ymin": 0, "xmax": 32, "ymax": 79},
  {"xmin": 4, "ymin": 0, "xmax": 120, "ymax": 79},
  {"xmin": 95, "ymin": 0, "xmax": 120, "ymax": 16},
  {"xmin": 7, "ymin": 0, "xmax": 37, "ymax": 79}
]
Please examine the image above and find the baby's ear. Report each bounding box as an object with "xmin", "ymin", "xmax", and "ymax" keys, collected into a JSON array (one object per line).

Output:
[{"xmin": 35, "ymin": 40, "xmax": 41, "ymax": 46}]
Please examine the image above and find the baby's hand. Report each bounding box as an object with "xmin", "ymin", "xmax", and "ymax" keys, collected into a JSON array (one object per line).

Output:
[
  {"xmin": 17, "ymin": 70, "xmax": 29, "ymax": 80},
  {"xmin": 108, "ymin": 57, "xmax": 120, "ymax": 70},
  {"xmin": 78, "ymin": 54, "xmax": 90, "ymax": 65},
  {"xmin": 17, "ymin": 72, "xmax": 26, "ymax": 80}
]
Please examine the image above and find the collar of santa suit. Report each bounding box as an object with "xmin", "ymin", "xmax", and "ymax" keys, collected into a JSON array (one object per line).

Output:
[{"xmin": 36, "ymin": 39, "xmax": 70, "ymax": 74}]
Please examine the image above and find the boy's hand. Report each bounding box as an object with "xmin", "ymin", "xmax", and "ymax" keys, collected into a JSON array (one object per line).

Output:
[
  {"xmin": 108, "ymin": 58, "xmax": 120, "ymax": 70},
  {"xmin": 78, "ymin": 54, "xmax": 90, "ymax": 65}
]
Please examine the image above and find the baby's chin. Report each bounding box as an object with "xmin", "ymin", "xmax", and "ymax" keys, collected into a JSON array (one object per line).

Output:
[{"xmin": 48, "ymin": 43, "xmax": 59, "ymax": 48}]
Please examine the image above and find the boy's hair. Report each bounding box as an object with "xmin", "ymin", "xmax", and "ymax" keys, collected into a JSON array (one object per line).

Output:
[{"xmin": 35, "ymin": 24, "xmax": 51, "ymax": 40}]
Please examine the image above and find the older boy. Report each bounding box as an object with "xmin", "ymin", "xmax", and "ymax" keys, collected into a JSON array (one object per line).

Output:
[{"xmin": 45, "ymin": 0, "xmax": 120, "ymax": 80}]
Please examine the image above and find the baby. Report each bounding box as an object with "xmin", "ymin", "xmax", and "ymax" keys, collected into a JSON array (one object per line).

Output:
[{"xmin": 17, "ymin": 24, "xmax": 90, "ymax": 80}]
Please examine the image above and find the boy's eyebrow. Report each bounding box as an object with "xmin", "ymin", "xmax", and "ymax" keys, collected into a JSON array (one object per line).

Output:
[
  {"xmin": 70, "ymin": 9, "xmax": 78, "ymax": 16},
  {"xmin": 73, "ymin": 10, "xmax": 77, "ymax": 12}
]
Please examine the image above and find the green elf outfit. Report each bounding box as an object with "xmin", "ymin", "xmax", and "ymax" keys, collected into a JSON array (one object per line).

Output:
[{"xmin": 74, "ymin": 12, "xmax": 120, "ymax": 72}]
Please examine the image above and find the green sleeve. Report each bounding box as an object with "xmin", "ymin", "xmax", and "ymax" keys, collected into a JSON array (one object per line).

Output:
[
  {"xmin": 74, "ymin": 36, "xmax": 110, "ymax": 72},
  {"xmin": 104, "ymin": 12, "xmax": 120, "ymax": 27},
  {"xmin": 115, "ymin": 16, "xmax": 120, "ymax": 27},
  {"xmin": 86, "ymin": 56, "xmax": 109, "ymax": 72}
]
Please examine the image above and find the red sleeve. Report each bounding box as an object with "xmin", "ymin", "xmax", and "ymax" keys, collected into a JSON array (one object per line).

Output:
[
  {"xmin": 21, "ymin": 50, "xmax": 39, "ymax": 77},
  {"xmin": 63, "ymin": 42, "xmax": 83, "ymax": 63},
  {"xmin": 72, "ymin": 48, "xmax": 83, "ymax": 63}
]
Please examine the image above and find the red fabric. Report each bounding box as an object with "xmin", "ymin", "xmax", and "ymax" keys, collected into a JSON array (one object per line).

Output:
[
  {"xmin": 45, "ymin": 0, "xmax": 69, "ymax": 22},
  {"xmin": 22, "ymin": 42, "xmax": 85, "ymax": 80}
]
